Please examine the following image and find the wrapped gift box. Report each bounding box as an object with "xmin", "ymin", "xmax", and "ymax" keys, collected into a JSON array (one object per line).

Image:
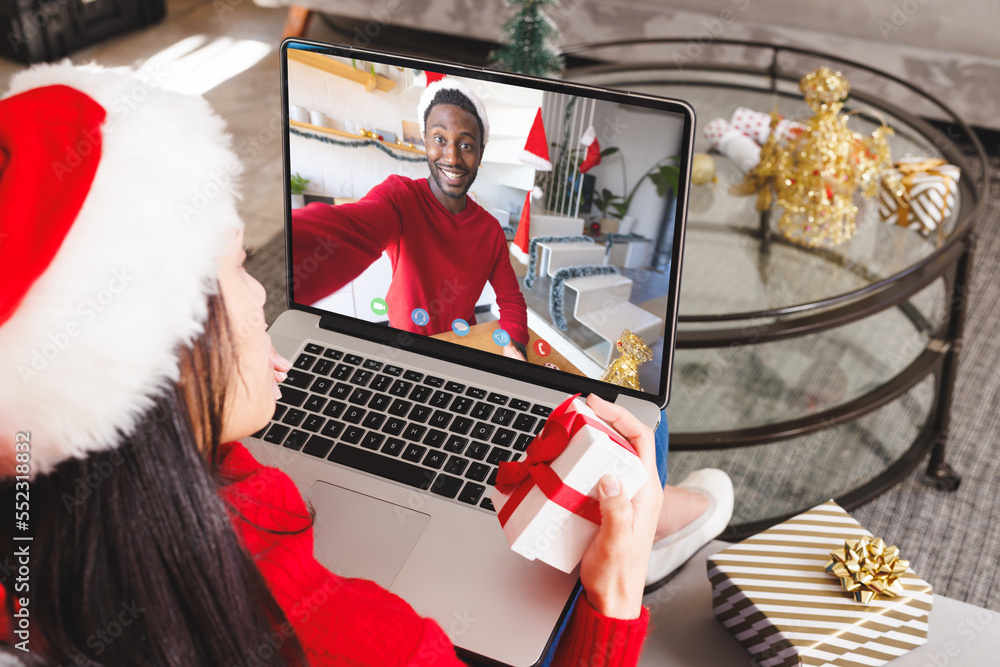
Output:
[
  {"xmin": 879, "ymin": 157, "xmax": 961, "ymax": 237},
  {"xmin": 492, "ymin": 395, "xmax": 649, "ymax": 573},
  {"xmin": 708, "ymin": 500, "xmax": 932, "ymax": 667}
]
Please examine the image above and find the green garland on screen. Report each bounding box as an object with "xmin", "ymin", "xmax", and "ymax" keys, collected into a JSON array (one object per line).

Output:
[{"xmin": 290, "ymin": 127, "xmax": 426, "ymax": 163}]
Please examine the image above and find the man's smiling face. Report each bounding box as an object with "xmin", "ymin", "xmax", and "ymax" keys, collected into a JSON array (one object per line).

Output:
[{"xmin": 424, "ymin": 103, "xmax": 484, "ymax": 213}]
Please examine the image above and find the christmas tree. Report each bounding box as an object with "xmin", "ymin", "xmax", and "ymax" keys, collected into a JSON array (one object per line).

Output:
[{"xmin": 489, "ymin": 0, "xmax": 565, "ymax": 78}]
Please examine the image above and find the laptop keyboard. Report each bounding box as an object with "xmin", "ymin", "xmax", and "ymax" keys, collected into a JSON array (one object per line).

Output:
[{"xmin": 252, "ymin": 342, "xmax": 553, "ymax": 511}]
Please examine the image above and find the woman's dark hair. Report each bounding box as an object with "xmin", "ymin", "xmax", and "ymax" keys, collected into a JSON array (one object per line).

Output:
[
  {"xmin": 423, "ymin": 88, "xmax": 485, "ymax": 146},
  {"xmin": 0, "ymin": 292, "xmax": 307, "ymax": 666}
]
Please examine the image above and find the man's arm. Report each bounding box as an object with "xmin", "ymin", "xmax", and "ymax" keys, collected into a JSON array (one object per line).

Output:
[{"xmin": 488, "ymin": 237, "xmax": 529, "ymax": 349}]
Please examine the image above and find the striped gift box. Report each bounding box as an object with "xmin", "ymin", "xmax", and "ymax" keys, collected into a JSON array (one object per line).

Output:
[
  {"xmin": 708, "ymin": 500, "xmax": 932, "ymax": 667},
  {"xmin": 878, "ymin": 158, "xmax": 960, "ymax": 238}
]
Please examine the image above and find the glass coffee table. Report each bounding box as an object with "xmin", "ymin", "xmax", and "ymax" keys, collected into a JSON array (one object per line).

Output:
[{"xmin": 564, "ymin": 40, "xmax": 990, "ymax": 537}]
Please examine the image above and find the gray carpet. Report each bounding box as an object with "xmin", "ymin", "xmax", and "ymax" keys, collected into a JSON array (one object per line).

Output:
[{"xmin": 247, "ymin": 157, "xmax": 1000, "ymax": 611}]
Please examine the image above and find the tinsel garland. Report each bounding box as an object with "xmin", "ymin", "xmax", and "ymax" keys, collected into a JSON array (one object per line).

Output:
[
  {"xmin": 549, "ymin": 265, "xmax": 621, "ymax": 332},
  {"xmin": 290, "ymin": 127, "xmax": 426, "ymax": 163},
  {"xmin": 604, "ymin": 233, "xmax": 647, "ymax": 250},
  {"xmin": 523, "ymin": 235, "xmax": 594, "ymax": 289}
]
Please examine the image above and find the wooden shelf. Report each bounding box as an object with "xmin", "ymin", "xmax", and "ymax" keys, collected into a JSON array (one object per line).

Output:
[
  {"xmin": 288, "ymin": 49, "xmax": 396, "ymax": 93},
  {"xmin": 290, "ymin": 120, "xmax": 426, "ymax": 156}
]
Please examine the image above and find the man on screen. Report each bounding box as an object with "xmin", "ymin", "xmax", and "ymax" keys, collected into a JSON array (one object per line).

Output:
[{"xmin": 292, "ymin": 77, "xmax": 529, "ymax": 360}]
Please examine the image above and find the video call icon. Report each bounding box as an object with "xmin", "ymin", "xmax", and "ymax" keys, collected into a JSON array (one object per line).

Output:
[
  {"xmin": 370, "ymin": 298, "xmax": 388, "ymax": 317},
  {"xmin": 492, "ymin": 329, "xmax": 510, "ymax": 347},
  {"xmin": 452, "ymin": 318, "xmax": 470, "ymax": 336},
  {"xmin": 411, "ymin": 308, "xmax": 430, "ymax": 327}
]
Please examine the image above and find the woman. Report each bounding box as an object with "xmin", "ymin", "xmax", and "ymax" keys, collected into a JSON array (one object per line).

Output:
[{"xmin": 0, "ymin": 63, "xmax": 729, "ymax": 666}]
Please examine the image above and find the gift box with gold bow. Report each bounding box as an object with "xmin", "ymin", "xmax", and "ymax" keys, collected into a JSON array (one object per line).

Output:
[
  {"xmin": 879, "ymin": 157, "xmax": 961, "ymax": 238},
  {"xmin": 708, "ymin": 500, "xmax": 932, "ymax": 667},
  {"xmin": 491, "ymin": 394, "xmax": 649, "ymax": 573}
]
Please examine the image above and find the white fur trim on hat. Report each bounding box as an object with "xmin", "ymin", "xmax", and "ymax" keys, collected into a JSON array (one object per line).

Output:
[
  {"xmin": 0, "ymin": 62, "xmax": 243, "ymax": 477},
  {"xmin": 417, "ymin": 77, "xmax": 490, "ymax": 146}
]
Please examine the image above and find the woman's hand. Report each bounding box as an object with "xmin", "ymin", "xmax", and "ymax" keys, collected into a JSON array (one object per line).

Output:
[
  {"xmin": 578, "ymin": 394, "xmax": 662, "ymax": 619},
  {"xmin": 271, "ymin": 346, "xmax": 291, "ymax": 398}
]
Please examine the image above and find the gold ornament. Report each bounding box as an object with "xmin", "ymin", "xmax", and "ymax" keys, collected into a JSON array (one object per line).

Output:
[
  {"xmin": 600, "ymin": 330, "xmax": 652, "ymax": 392},
  {"xmin": 691, "ymin": 153, "xmax": 717, "ymax": 186},
  {"xmin": 825, "ymin": 537, "xmax": 909, "ymax": 605},
  {"xmin": 733, "ymin": 67, "xmax": 894, "ymax": 247}
]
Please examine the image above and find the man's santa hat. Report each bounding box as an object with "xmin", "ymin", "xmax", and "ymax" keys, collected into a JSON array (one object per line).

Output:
[
  {"xmin": 0, "ymin": 62, "xmax": 243, "ymax": 477},
  {"xmin": 520, "ymin": 108, "xmax": 552, "ymax": 171},
  {"xmin": 417, "ymin": 77, "xmax": 490, "ymax": 146}
]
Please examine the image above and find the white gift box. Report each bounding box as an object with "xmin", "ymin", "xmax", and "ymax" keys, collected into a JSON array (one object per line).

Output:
[{"xmin": 491, "ymin": 397, "xmax": 649, "ymax": 573}]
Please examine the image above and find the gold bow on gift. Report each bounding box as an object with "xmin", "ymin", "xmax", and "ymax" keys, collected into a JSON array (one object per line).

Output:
[
  {"xmin": 882, "ymin": 158, "xmax": 956, "ymax": 231},
  {"xmin": 825, "ymin": 537, "xmax": 909, "ymax": 605}
]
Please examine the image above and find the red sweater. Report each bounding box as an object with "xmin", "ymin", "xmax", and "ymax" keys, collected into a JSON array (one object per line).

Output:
[
  {"xmin": 292, "ymin": 175, "xmax": 529, "ymax": 346},
  {"xmin": 219, "ymin": 441, "xmax": 649, "ymax": 666}
]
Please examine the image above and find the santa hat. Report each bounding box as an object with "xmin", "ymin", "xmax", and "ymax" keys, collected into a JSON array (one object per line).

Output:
[
  {"xmin": 0, "ymin": 62, "xmax": 243, "ymax": 478},
  {"xmin": 579, "ymin": 124, "xmax": 601, "ymax": 174},
  {"xmin": 417, "ymin": 77, "xmax": 490, "ymax": 146},
  {"xmin": 520, "ymin": 108, "xmax": 552, "ymax": 171}
]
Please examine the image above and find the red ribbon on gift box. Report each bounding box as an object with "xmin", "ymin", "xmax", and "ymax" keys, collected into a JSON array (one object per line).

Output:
[{"xmin": 495, "ymin": 394, "xmax": 639, "ymax": 528}]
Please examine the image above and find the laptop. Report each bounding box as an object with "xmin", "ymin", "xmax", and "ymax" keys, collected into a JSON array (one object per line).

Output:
[{"xmin": 244, "ymin": 38, "xmax": 694, "ymax": 666}]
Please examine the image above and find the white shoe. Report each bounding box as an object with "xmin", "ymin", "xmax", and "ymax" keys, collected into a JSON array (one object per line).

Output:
[{"xmin": 645, "ymin": 468, "xmax": 734, "ymax": 592}]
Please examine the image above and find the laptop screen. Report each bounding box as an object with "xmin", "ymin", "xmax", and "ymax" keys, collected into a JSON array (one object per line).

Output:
[{"xmin": 282, "ymin": 41, "xmax": 693, "ymax": 406}]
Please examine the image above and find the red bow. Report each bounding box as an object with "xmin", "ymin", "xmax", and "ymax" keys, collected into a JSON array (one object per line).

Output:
[{"xmin": 496, "ymin": 394, "xmax": 639, "ymax": 528}]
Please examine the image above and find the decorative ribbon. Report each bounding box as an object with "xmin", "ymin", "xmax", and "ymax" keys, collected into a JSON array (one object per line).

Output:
[
  {"xmin": 825, "ymin": 536, "xmax": 909, "ymax": 605},
  {"xmin": 884, "ymin": 158, "xmax": 956, "ymax": 232},
  {"xmin": 495, "ymin": 394, "xmax": 638, "ymax": 529}
]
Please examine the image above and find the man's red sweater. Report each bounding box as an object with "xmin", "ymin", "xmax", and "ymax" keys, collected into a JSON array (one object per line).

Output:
[
  {"xmin": 292, "ymin": 175, "xmax": 529, "ymax": 346},
  {"xmin": 218, "ymin": 441, "xmax": 649, "ymax": 666}
]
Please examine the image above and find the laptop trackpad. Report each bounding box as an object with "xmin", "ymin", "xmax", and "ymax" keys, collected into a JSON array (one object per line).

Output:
[{"xmin": 306, "ymin": 481, "xmax": 431, "ymax": 589}]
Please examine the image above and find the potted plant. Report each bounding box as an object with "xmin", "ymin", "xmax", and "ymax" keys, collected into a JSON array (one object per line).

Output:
[{"xmin": 290, "ymin": 172, "xmax": 310, "ymax": 209}]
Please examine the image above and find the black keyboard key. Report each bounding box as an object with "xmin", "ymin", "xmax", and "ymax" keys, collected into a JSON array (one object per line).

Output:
[
  {"xmin": 450, "ymin": 417, "xmax": 473, "ymax": 435},
  {"xmin": 430, "ymin": 391, "xmax": 453, "ymax": 408},
  {"xmin": 444, "ymin": 455, "xmax": 469, "ymax": 475},
  {"xmin": 330, "ymin": 382, "xmax": 352, "ymax": 399},
  {"xmin": 458, "ymin": 482, "xmax": 486, "ymax": 505},
  {"xmin": 410, "ymin": 385, "xmax": 433, "ymax": 403},
  {"xmin": 513, "ymin": 414, "xmax": 537, "ymax": 433},
  {"xmin": 322, "ymin": 400, "xmax": 345, "ymax": 419},
  {"xmin": 341, "ymin": 425, "xmax": 364, "ymax": 444},
  {"xmin": 369, "ymin": 393, "xmax": 392, "ymax": 412},
  {"xmin": 534, "ymin": 421, "xmax": 545, "ymax": 435},
  {"xmin": 348, "ymin": 388, "xmax": 372, "ymax": 406},
  {"xmin": 282, "ymin": 409, "xmax": 306, "ymax": 427},
  {"xmin": 487, "ymin": 392, "xmax": 509, "ymax": 405},
  {"xmin": 491, "ymin": 408, "xmax": 515, "ymax": 426},
  {"xmin": 471, "ymin": 422, "xmax": 495, "ymax": 441},
  {"xmin": 390, "ymin": 380, "xmax": 413, "ymax": 397},
  {"xmin": 444, "ymin": 435, "xmax": 468, "ymax": 454},
  {"xmin": 304, "ymin": 395, "xmax": 327, "ymax": 413},
  {"xmin": 423, "ymin": 429, "xmax": 447, "ymax": 448},
  {"xmin": 283, "ymin": 369, "xmax": 313, "ymax": 390},
  {"xmin": 278, "ymin": 387, "xmax": 307, "ymax": 407},
  {"xmin": 402, "ymin": 443, "xmax": 426, "ymax": 462},
  {"xmin": 313, "ymin": 359, "xmax": 336, "ymax": 376},
  {"xmin": 424, "ymin": 375, "xmax": 444, "ymax": 387},
  {"xmin": 403, "ymin": 370, "xmax": 424, "ymax": 382},
  {"xmin": 445, "ymin": 381, "xmax": 466, "ymax": 394},
  {"xmin": 362, "ymin": 412, "xmax": 386, "ymax": 430},
  {"xmin": 384, "ymin": 365, "xmax": 403, "ymax": 377},
  {"xmin": 303, "ymin": 435, "xmax": 334, "ymax": 458},
  {"xmin": 351, "ymin": 369, "xmax": 373, "ymax": 386},
  {"xmin": 431, "ymin": 473, "xmax": 462, "ymax": 498},
  {"xmin": 370, "ymin": 374, "xmax": 393, "ymax": 392},
  {"xmin": 466, "ymin": 462, "xmax": 490, "ymax": 482},
  {"xmin": 322, "ymin": 348, "xmax": 343, "ymax": 360},
  {"xmin": 408, "ymin": 405, "xmax": 432, "ymax": 423},
  {"xmin": 343, "ymin": 406, "xmax": 366, "ymax": 424},
  {"xmin": 450, "ymin": 396, "xmax": 474, "ymax": 414},
  {"xmin": 424, "ymin": 449, "xmax": 446, "ymax": 469},
  {"xmin": 361, "ymin": 432, "xmax": 385, "ymax": 450},
  {"xmin": 321, "ymin": 420, "xmax": 345, "ymax": 439},
  {"xmin": 382, "ymin": 437, "xmax": 405, "ymax": 457},
  {"xmin": 388, "ymin": 399, "xmax": 412, "ymax": 416},
  {"xmin": 293, "ymin": 353, "xmax": 316, "ymax": 370},
  {"xmin": 465, "ymin": 387, "xmax": 486, "ymax": 399},
  {"xmin": 467, "ymin": 441, "xmax": 490, "ymax": 461},
  {"xmin": 488, "ymin": 468, "xmax": 498, "ymax": 486},
  {"xmin": 302, "ymin": 414, "xmax": 325, "ymax": 432},
  {"xmin": 329, "ymin": 443, "xmax": 434, "ymax": 490},
  {"xmin": 283, "ymin": 429, "xmax": 309, "ymax": 450},
  {"xmin": 487, "ymin": 447, "xmax": 512, "ymax": 464},
  {"xmin": 331, "ymin": 364, "xmax": 353, "ymax": 380},
  {"xmin": 382, "ymin": 417, "xmax": 406, "ymax": 436},
  {"xmin": 510, "ymin": 399, "xmax": 531, "ymax": 411},
  {"xmin": 363, "ymin": 359, "xmax": 383, "ymax": 371},
  {"xmin": 304, "ymin": 343, "xmax": 324, "ymax": 355},
  {"xmin": 492, "ymin": 428, "xmax": 515, "ymax": 447},
  {"xmin": 513, "ymin": 433, "xmax": 534, "ymax": 452},
  {"xmin": 344, "ymin": 354, "xmax": 363, "ymax": 366},
  {"xmin": 470, "ymin": 402, "xmax": 494, "ymax": 421},
  {"xmin": 403, "ymin": 424, "xmax": 426, "ymax": 442},
  {"xmin": 263, "ymin": 423, "xmax": 289, "ymax": 444},
  {"xmin": 272, "ymin": 404, "xmax": 288, "ymax": 421},
  {"xmin": 480, "ymin": 497, "xmax": 495, "ymax": 511},
  {"xmin": 429, "ymin": 410, "xmax": 452, "ymax": 429},
  {"xmin": 310, "ymin": 377, "xmax": 335, "ymax": 395},
  {"xmin": 531, "ymin": 404, "xmax": 552, "ymax": 417}
]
